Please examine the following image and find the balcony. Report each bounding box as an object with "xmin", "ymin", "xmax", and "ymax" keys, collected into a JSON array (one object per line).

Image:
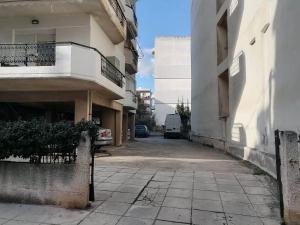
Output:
[
  {"xmin": 125, "ymin": 41, "xmax": 138, "ymax": 74},
  {"xmin": 0, "ymin": 42, "xmax": 125, "ymax": 99},
  {"xmin": 119, "ymin": 75, "xmax": 137, "ymax": 109},
  {"xmin": 124, "ymin": 3, "xmax": 138, "ymax": 39},
  {"xmin": 0, "ymin": 0, "xmax": 127, "ymax": 44}
]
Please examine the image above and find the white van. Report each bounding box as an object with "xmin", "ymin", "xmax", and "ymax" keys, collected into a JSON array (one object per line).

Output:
[{"xmin": 164, "ymin": 114, "xmax": 182, "ymax": 138}]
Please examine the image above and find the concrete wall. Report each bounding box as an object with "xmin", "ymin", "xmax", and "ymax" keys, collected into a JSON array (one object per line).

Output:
[
  {"xmin": 154, "ymin": 37, "xmax": 191, "ymax": 125},
  {"xmin": 191, "ymin": 0, "xmax": 300, "ymax": 177},
  {"xmin": 0, "ymin": 133, "xmax": 91, "ymax": 209}
]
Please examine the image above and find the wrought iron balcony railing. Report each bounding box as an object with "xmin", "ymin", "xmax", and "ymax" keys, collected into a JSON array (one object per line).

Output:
[
  {"xmin": 0, "ymin": 43, "xmax": 56, "ymax": 67},
  {"xmin": 108, "ymin": 0, "xmax": 126, "ymax": 27},
  {"xmin": 0, "ymin": 42, "xmax": 124, "ymax": 88}
]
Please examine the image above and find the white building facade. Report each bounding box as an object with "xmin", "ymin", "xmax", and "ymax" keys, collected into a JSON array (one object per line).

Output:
[
  {"xmin": 191, "ymin": 0, "xmax": 300, "ymax": 177},
  {"xmin": 0, "ymin": 0, "xmax": 138, "ymax": 145},
  {"xmin": 154, "ymin": 37, "xmax": 191, "ymax": 126}
]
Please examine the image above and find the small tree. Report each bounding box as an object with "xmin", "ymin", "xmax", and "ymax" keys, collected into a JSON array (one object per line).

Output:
[{"xmin": 176, "ymin": 100, "xmax": 191, "ymax": 138}]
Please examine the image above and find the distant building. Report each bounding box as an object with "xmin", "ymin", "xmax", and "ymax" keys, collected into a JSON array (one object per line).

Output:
[
  {"xmin": 136, "ymin": 89, "xmax": 153, "ymax": 116},
  {"xmin": 154, "ymin": 37, "xmax": 191, "ymax": 126},
  {"xmin": 191, "ymin": 0, "xmax": 300, "ymax": 177}
]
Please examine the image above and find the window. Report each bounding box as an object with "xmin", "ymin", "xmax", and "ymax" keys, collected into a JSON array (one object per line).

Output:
[{"xmin": 218, "ymin": 70, "xmax": 229, "ymax": 118}]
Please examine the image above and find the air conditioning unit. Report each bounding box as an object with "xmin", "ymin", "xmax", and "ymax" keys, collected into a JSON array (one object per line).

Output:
[{"xmin": 107, "ymin": 56, "xmax": 120, "ymax": 70}]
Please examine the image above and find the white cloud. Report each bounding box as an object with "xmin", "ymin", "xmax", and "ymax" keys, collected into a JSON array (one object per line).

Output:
[{"xmin": 138, "ymin": 48, "xmax": 154, "ymax": 77}]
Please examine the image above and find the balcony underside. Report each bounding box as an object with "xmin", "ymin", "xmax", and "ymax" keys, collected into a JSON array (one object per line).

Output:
[
  {"xmin": 0, "ymin": 77, "xmax": 123, "ymax": 99},
  {"xmin": 0, "ymin": 0, "xmax": 126, "ymax": 44}
]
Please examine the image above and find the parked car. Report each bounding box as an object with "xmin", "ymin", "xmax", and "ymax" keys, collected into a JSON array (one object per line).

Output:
[
  {"xmin": 135, "ymin": 125, "xmax": 150, "ymax": 138},
  {"xmin": 164, "ymin": 114, "xmax": 182, "ymax": 139},
  {"xmin": 93, "ymin": 118, "xmax": 113, "ymax": 149},
  {"xmin": 94, "ymin": 128, "xmax": 113, "ymax": 148}
]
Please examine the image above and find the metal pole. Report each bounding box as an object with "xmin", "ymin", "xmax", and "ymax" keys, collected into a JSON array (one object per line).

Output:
[
  {"xmin": 275, "ymin": 129, "xmax": 284, "ymax": 219},
  {"xmin": 89, "ymin": 145, "xmax": 95, "ymax": 202}
]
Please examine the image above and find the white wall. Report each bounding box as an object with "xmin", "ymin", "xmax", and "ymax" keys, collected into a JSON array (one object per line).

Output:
[
  {"xmin": 0, "ymin": 14, "xmax": 91, "ymax": 45},
  {"xmin": 90, "ymin": 16, "xmax": 125, "ymax": 74},
  {"xmin": 191, "ymin": 0, "xmax": 300, "ymax": 177},
  {"xmin": 154, "ymin": 37, "xmax": 191, "ymax": 125}
]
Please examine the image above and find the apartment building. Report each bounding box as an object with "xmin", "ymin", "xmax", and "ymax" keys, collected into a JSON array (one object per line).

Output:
[
  {"xmin": 136, "ymin": 89, "xmax": 153, "ymax": 118},
  {"xmin": 154, "ymin": 37, "xmax": 191, "ymax": 126},
  {"xmin": 119, "ymin": 0, "xmax": 138, "ymax": 142},
  {"xmin": 191, "ymin": 0, "xmax": 300, "ymax": 176},
  {"xmin": 0, "ymin": 0, "xmax": 137, "ymax": 146}
]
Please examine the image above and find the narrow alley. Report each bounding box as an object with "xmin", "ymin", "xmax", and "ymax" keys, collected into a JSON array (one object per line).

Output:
[{"xmin": 0, "ymin": 137, "xmax": 281, "ymax": 225}]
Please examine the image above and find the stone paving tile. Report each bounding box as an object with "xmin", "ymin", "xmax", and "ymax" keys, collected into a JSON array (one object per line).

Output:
[
  {"xmin": 239, "ymin": 180, "xmax": 264, "ymax": 187},
  {"xmin": 253, "ymin": 204, "xmax": 281, "ymax": 218},
  {"xmin": 141, "ymin": 188, "xmax": 168, "ymax": 197},
  {"xmin": 194, "ymin": 171, "xmax": 214, "ymax": 177},
  {"xmin": 136, "ymin": 169, "xmax": 157, "ymax": 175},
  {"xmin": 247, "ymin": 195, "xmax": 279, "ymax": 205},
  {"xmin": 170, "ymin": 181, "xmax": 193, "ymax": 189},
  {"xmin": 125, "ymin": 205, "xmax": 160, "ymax": 219},
  {"xmin": 222, "ymin": 201, "xmax": 257, "ymax": 216},
  {"xmin": 153, "ymin": 176, "xmax": 173, "ymax": 182},
  {"xmin": 14, "ymin": 205, "xmax": 90, "ymax": 224},
  {"xmin": 14, "ymin": 205, "xmax": 89, "ymax": 225},
  {"xmin": 79, "ymin": 212, "xmax": 120, "ymax": 225},
  {"xmin": 154, "ymin": 220, "xmax": 187, "ymax": 225},
  {"xmin": 116, "ymin": 217, "xmax": 153, "ymax": 225},
  {"xmin": 131, "ymin": 174, "xmax": 153, "ymax": 180},
  {"xmin": 192, "ymin": 210, "xmax": 227, "ymax": 225},
  {"xmin": 95, "ymin": 202, "xmax": 131, "ymax": 216},
  {"xmin": 0, "ymin": 203, "xmax": 25, "ymax": 220},
  {"xmin": 125, "ymin": 178, "xmax": 149, "ymax": 186},
  {"xmin": 174, "ymin": 172, "xmax": 194, "ymax": 178},
  {"xmin": 236, "ymin": 174, "xmax": 259, "ymax": 181},
  {"xmin": 1, "ymin": 220, "xmax": 42, "ymax": 225},
  {"xmin": 157, "ymin": 207, "xmax": 191, "ymax": 224},
  {"xmin": 261, "ymin": 218, "xmax": 283, "ymax": 225},
  {"xmin": 226, "ymin": 214, "xmax": 264, "ymax": 225},
  {"xmin": 94, "ymin": 190, "xmax": 113, "ymax": 201},
  {"xmin": 220, "ymin": 192, "xmax": 250, "ymax": 203},
  {"xmin": 155, "ymin": 171, "xmax": 175, "ymax": 177},
  {"xmin": 217, "ymin": 184, "xmax": 244, "ymax": 193},
  {"xmin": 216, "ymin": 178, "xmax": 240, "ymax": 185},
  {"xmin": 244, "ymin": 187, "xmax": 273, "ymax": 196},
  {"xmin": 0, "ymin": 167, "xmax": 282, "ymax": 225},
  {"xmin": 116, "ymin": 184, "xmax": 144, "ymax": 194},
  {"xmin": 101, "ymin": 167, "xmax": 122, "ymax": 172},
  {"xmin": 172, "ymin": 176, "xmax": 193, "ymax": 183},
  {"xmin": 193, "ymin": 199, "xmax": 223, "ymax": 212},
  {"xmin": 162, "ymin": 197, "xmax": 192, "ymax": 209},
  {"xmin": 147, "ymin": 181, "xmax": 170, "ymax": 189},
  {"xmin": 194, "ymin": 182, "xmax": 218, "ymax": 191},
  {"xmin": 107, "ymin": 192, "xmax": 138, "ymax": 204},
  {"xmin": 119, "ymin": 168, "xmax": 140, "ymax": 174},
  {"xmin": 96, "ymin": 183, "xmax": 121, "ymax": 191},
  {"xmin": 166, "ymin": 189, "xmax": 193, "ymax": 199},
  {"xmin": 193, "ymin": 190, "xmax": 221, "ymax": 201}
]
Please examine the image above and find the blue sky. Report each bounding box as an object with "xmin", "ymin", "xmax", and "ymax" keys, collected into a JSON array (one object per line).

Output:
[{"xmin": 136, "ymin": 0, "xmax": 191, "ymax": 91}]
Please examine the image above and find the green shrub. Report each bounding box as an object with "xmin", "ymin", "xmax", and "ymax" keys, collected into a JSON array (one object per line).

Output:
[{"xmin": 0, "ymin": 119, "xmax": 99, "ymax": 162}]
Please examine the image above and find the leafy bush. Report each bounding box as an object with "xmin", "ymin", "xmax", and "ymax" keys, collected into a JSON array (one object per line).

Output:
[{"xmin": 0, "ymin": 119, "xmax": 99, "ymax": 161}]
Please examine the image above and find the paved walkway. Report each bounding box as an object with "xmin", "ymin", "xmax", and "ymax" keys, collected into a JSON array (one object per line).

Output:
[{"xmin": 0, "ymin": 137, "xmax": 281, "ymax": 225}]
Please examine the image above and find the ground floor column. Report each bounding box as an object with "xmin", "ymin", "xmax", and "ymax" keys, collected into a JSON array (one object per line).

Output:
[
  {"xmin": 122, "ymin": 112, "xmax": 129, "ymax": 143},
  {"xmin": 129, "ymin": 113, "xmax": 136, "ymax": 141},
  {"xmin": 115, "ymin": 110, "xmax": 123, "ymax": 146},
  {"xmin": 75, "ymin": 91, "xmax": 92, "ymax": 123}
]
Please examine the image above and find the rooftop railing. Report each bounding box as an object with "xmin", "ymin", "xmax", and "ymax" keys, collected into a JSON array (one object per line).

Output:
[{"xmin": 0, "ymin": 42, "xmax": 124, "ymax": 88}]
